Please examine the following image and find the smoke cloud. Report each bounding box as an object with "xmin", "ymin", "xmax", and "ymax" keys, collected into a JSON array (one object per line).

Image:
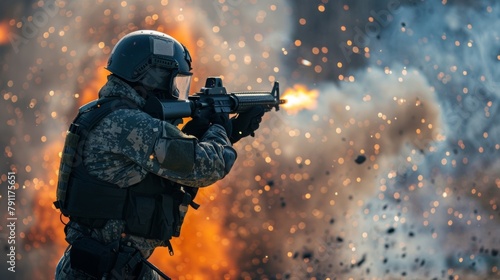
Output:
[{"xmin": 221, "ymin": 0, "xmax": 500, "ymax": 279}]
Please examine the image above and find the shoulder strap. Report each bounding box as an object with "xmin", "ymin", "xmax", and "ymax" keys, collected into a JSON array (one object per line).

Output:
[{"xmin": 72, "ymin": 97, "xmax": 139, "ymax": 136}]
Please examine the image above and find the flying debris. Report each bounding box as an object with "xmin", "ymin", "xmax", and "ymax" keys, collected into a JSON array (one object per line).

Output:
[{"xmin": 354, "ymin": 155, "xmax": 366, "ymax": 164}]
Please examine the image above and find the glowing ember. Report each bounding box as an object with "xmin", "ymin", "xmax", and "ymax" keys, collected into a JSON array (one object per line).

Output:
[{"xmin": 281, "ymin": 84, "xmax": 319, "ymax": 114}]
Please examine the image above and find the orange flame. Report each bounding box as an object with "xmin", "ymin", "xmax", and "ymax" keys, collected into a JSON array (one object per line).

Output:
[
  {"xmin": 79, "ymin": 61, "xmax": 110, "ymax": 105},
  {"xmin": 0, "ymin": 20, "xmax": 11, "ymax": 45},
  {"xmin": 149, "ymin": 187, "xmax": 237, "ymax": 279},
  {"xmin": 27, "ymin": 140, "xmax": 68, "ymax": 277},
  {"xmin": 282, "ymin": 84, "xmax": 319, "ymax": 114}
]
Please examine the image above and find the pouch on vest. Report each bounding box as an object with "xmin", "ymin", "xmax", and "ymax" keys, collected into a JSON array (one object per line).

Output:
[
  {"xmin": 70, "ymin": 237, "xmax": 118, "ymax": 279},
  {"xmin": 125, "ymin": 190, "xmax": 175, "ymax": 241}
]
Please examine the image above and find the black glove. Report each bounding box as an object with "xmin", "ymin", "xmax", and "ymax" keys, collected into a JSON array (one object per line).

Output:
[
  {"xmin": 210, "ymin": 112, "xmax": 232, "ymax": 137},
  {"xmin": 230, "ymin": 106, "xmax": 265, "ymax": 143},
  {"xmin": 182, "ymin": 117, "xmax": 210, "ymax": 139}
]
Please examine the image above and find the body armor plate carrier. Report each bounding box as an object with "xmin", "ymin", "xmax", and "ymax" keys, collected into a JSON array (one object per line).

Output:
[{"xmin": 54, "ymin": 97, "xmax": 198, "ymax": 246}]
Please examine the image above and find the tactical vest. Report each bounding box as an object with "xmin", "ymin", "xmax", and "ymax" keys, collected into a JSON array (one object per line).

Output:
[{"xmin": 54, "ymin": 97, "xmax": 198, "ymax": 251}]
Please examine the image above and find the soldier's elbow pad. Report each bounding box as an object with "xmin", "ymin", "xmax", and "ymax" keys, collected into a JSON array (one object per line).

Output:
[{"xmin": 155, "ymin": 137, "xmax": 196, "ymax": 174}]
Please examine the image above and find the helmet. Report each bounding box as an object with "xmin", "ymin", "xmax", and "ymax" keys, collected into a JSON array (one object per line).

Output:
[{"xmin": 106, "ymin": 30, "xmax": 192, "ymax": 99}]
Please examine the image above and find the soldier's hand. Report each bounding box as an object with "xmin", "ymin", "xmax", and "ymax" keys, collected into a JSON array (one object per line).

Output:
[
  {"xmin": 210, "ymin": 113, "xmax": 232, "ymax": 137},
  {"xmin": 182, "ymin": 117, "xmax": 210, "ymax": 139},
  {"xmin": 230, "ymin": 106, "xmax": 264, "ymax": 143}
]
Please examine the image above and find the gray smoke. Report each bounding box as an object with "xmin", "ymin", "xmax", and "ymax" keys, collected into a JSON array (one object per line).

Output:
[{"xmin": 222, "ymin": 0, "xmax": 500, "ymax": 279}]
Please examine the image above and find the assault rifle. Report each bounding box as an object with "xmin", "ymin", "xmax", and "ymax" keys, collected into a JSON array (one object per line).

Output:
[{"xmin": 143, "ymin": 77, "xmax": 285, "ymax": 121}]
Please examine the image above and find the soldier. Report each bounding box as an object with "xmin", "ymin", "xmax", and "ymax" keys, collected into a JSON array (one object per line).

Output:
[{"xmin": 54, "ymin": 30, "xmax": 264, "ymax": 279}]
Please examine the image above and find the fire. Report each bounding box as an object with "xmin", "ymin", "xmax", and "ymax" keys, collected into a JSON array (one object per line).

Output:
[
  {"xmin": 0, "ymin": 20, "xmax": 10, "ymax": 45},
  {"xmin": 79, "ymin": 60, "xmax": 110, "ymax": 105},
  {"xmin": 25, "ymin": 141, "xmax": 68, "ymax": 277},
  {"xmin": 149, "ymin": 186, "xmax": 237, "ymax": 279},
  {"xmin": 282, "ymin": 84, "xmax": 319, "ymax": 114}
]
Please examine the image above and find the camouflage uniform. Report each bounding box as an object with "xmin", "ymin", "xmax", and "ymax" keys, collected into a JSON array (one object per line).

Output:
[{"xmin": 55, "ymin": 75, "xmax": 237, "ymax": 279}]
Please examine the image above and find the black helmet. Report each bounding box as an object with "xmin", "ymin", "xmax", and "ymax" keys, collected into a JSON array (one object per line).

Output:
[{"xmin": 106, "ymin": 30, "xmax": 192, "ymax": 99}]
